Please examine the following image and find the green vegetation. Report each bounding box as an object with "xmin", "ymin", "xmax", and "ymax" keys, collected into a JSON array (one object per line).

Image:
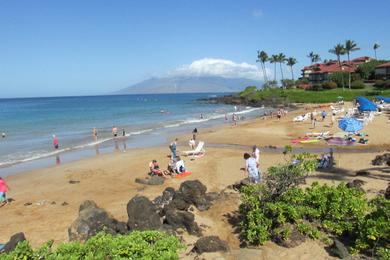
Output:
[
  {"xmin": 239, "ymin": 87, "xmax": 390, "ymax": 104},
  {"xmin": 238, "ymin": 150, "xmax": 390, "ymax": 258},
  {"xmin": 374, "ymin": 80, "xmax": 390, "ymax": 89},
  {"xmin": 356, "ymin": 60, "xmax": 386, "ymax": 80},
  {"xmin": 0, "ymin": 231, "xmax": 184, "ymax": 260},
  {"xmin": 351, "ymin": 80, "xmax": 365, "ymax": 89}
]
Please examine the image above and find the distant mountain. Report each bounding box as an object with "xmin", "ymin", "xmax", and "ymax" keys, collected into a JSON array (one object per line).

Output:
[{"xmin": 115, "ymin": 76, "xmax": 262, "ymax": 94}]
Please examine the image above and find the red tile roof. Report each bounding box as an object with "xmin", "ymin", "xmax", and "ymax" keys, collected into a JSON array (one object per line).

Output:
[
  {"xmin": 302, "ymin": 57, "xmax": 372, "ymax": 74},
  {"xmin": 376, "ymin": 62, "xmax": 390, "ymax": 68}
]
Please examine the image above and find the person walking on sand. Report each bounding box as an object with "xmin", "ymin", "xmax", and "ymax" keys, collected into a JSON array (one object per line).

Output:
[
  {"xmin": 0, "ymin": 177, "xmax": 9, "ymax": 207},
  {"xmin": 331, "ymin": 111, "xmax": 336, "ymax": 126},
  {"xmin": 243, "ymin": 153, "xmax": 261, "ymax": 183},
  {"xmin": 277, "ymin": 110, "xmax": 282, "ymax": 120},
  {"xmin": 312, "ymin": 118, "xmax": 317, "ymax": 129},
  {"xmin": 232, "ymin": 113, "xmax": 237, "ymax": 126},
  {"xmin": 52, "ymin": 135, "xmax": 59, "ymax": 150},
  {"xmin": 122, "ymin": 128, "xmax": 126, "ymax": 137},
  {"xmin": 192, "ymin": 128, "xmax": 198, "ymax": 140},
  {"xmin": 169, "ymin": 138, "xmax": 178, "ymax": 160},
  {"xmin": 92, "ymin": 128, "xmax": 98, "ymax": 141},
  {"xmin": 321, "ymin": 110, "xmax": 327, "ymax": 122}
]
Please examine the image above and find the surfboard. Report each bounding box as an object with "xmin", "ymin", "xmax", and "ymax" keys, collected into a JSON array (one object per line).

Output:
[{"xmin": 175, "ymin": 171, "xmax": 192, "ymax": 178}]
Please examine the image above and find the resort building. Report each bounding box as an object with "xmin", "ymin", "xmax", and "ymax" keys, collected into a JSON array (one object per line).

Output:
[
  {"xmin": 375, "ymin": 62, "xmax": 390, "ymax": 80},
  {"xmin": 301, "ymin": 56, "xmax": 372, "ymax": 84}
]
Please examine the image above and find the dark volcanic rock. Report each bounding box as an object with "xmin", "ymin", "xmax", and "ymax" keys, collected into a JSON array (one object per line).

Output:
[
  {"xmin": 153, "ymin": 187, "xmax": 175, "ymax": 208},
  {"xmin": 135, "ymin": 175, "xmax": 165, "ymax": 185},
  {"xmin": 176, "ymin": 180, "xmax": 211, "ymax": 211},
  {"xmin": 127, "ymin": 196, "xmax": 161, "ymax": 231},
  {"xmin": 273, "ymin": 224, "xmax": 306, "ymax": 248},
  {"xmin": 68, "ymin": 200, "xmax": 127, "ymax": 242},
  {"xmin": 330, "ymin": 238, "xmax": 351, "ymax": 259},
  {"xmin": 193, "ymin": 236, "xmax": 230, "ymax": 254},
  {"xmin": 346, "ymin": 179, "xmax": 366, "ymax": 192},
  {"xmin": 385, "ymin": 183, "xmax": 390, "ymax": 199},
  {"xmin": 1, "ymin": 232, "xmax": 26, "ymax": 253},
  {"xmin": 164, "ymin": 209, "xmax": 202, "ymax": 236},
  {"xmin": 372, "ymin": 153, "xmax": 390, "ymax": 166},
  {"xmin": 229, "ymin": 178, "xmax": 250, "ymax": 191}
]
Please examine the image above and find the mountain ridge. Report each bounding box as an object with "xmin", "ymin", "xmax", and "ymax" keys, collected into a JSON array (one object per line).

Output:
[{"xmin": 115, "ymin": 76, "xmax": 262, "ymax": 94}]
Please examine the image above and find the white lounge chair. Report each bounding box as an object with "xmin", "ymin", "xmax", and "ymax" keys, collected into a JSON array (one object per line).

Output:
[{"xmin": 182, "ymin": 141, "xmax": 205, "ymax": 156}]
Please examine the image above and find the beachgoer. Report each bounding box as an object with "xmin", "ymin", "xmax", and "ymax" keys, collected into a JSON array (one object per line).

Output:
[
  {"xmin": 1, "ymin": 133, "xmax": 5, "ymax": 138},
  {"xmin": 175, "ymin": 156, "xmax": 186, "ymax": 174},
  {"xmin": 200, "ymin": 113, "xmax": 204, "ymax": 119},
  {"xmin": 313, "ymin": 118, "xmax": 317, "ymax": 128},
  {"xmin": 234, "ymin": 105, "xmax": 237, "ymax": 112},
  {"xmin": 169, "ymin": 138, "xmax": 178, "ymax": 160},
  {"xmin": 189, "ymin": 138, "xmax": 196, "ymax": 149},
  {"xmin": 52, "ymin": 135, "xmax": 59, "ymax": 150},
  {"xmin": 0, "ymin": 177, "xmax": 9, "ymax": 206},
  {"xmin": 321, "ymin": 110, "xmax": 327, "ymax": 122},
  {"xmin": 310, "ymin": 112, "xmax": 314, "ymax": 124},
  {"xmin": 243, "ymin": 153, "xmax": 261, "ymax": 183},
  {"xmin": 192, "ymin": 128, "xmax": 198, "ymax": 140},
  {"xmin": 122, "ymin": 128, "xmax": 126, "ymax": 137},
  {"xmin": 149, "ymin": 160, "xmax": 167, "ymax": 176},
  {"xmin": 225, "ymin": 113, "xmax": 228, "ymax": 121},
  {"xmin": 92, "ymin": 128, "xmax": 98, "ymax": 141},
  {"xmin": 277, "ymin": 110, "xmax": 282, "ymax": 120},
  {"xmin": 232, "ymin": 113, "xmax": 237, "ymax": 126},
  {"xmin": 112, "ymin": 126, "xmax": 118, "ymax": 137},
  {"xmin": 252, "ymin": 145, "xmax": 260, "ymax": 166},
  {"xmin": 331, "ymin": 112, "xmax": 336, "ymax": 126}
]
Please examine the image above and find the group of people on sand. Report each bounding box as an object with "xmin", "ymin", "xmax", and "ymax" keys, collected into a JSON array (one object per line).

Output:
[
  {"xmin": 262, "ymin": 108, "xmax": 288, "ymax": 121},
  {"xmin": 243, "ymin": 145, "xmax": 261, "ymax": 183}
]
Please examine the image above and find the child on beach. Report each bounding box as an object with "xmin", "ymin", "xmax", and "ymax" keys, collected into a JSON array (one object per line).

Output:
[
  {"xmin": 149, "ymin": 160, "xmax": 168, "ymax": 176},
  {"xmin": 169, "ymin": 138, "xmax": 178, "ymax": 160},
  {"xmin": 52, "ymin": 135, "xmax": 59, "ymax": 149},
  {"xmin": 243, "ymin": 153, "xmax": 261, "ymax": 183},
  {"xmin": 0, "ymin": 177, "xmax": 9, "ymax": 207}
]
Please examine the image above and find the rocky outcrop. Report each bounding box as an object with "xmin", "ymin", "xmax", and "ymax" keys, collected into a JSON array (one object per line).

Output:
[
  {"xmin": 175, "ymin": 180, "xmax": 211, "ymax": 211},
  {"xmin": 193, "ymin": 236, "xmax": 230, "ymax": 254},
  {"xmin": 346, "ymin": 179, "xmax": 366, "ymax": 192},
  {"xmin": 1, "ymin": 233, "xmax": 26, "ymax": 253},
  {"xmin": 68, "ymin": 200, "xmax": 127, "ymax": 242},
  {"xmin": 385, "ymin": 183, "xmax": 390, "ymax": 200},
  {"xmin": 164, "ymin": 209, "xmax": 202, "ymax": 236},
  {"xmin": 273, "ymin": 224, "xmax": 306, "ymax": 248},
  {"xmin": 135, "ymin": 176, "xmax": 165, "ymax": 185},
  {"xmin": 372, "ymin": 153, "xmax": 390, "ymax": 166},
  {"xmin": 127, "ymin": 196, "xmax": 162, "ymax": 231}
]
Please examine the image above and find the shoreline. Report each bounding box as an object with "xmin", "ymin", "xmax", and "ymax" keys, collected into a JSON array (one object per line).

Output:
[{"xmin": 1, "ymin": 101, "xmax": 389, "ymax": 258}]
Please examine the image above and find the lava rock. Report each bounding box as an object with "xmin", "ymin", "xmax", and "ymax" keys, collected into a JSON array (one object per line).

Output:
[
  {"xmin": 135, "ymin": 176, "xmax": 165, "ymax": 185},
  {"xmin": 68, "ymin": 200, "xmax": 126, "ymax": 242},
  {"xmin": 164, "ymin": 209, "xmax": 202, "ymax": 236},
  {"xmin": 273, "ymin": 224, "xmax": 306, "ymax": 248},
  {"xmin": 127, "ymin": 196, "xmax": 161, "ymax": 231},
  {"xmin": 193, "ymin": 236, "xmax": 230, "ymax": 254},
  {"xmin": 331, "ymin": 239, "xmax": 351, "ymax": 259},
  {"xmin": 385, "ymin": 183, "xmax": 390, "ymax": 200},
  {"xmin": 346, "ymin": 179, "xmax": 366, "ymax": 192},
  {"xmin": 230, "ymin": 178, "xmax": 250, "ymax": 191},
  {"xmin": 1, "ymin": 233, "xmax": 26, "ymax": 253},
  {"xmin": 372, "ymin": 153, "xmax": 390, "ymax": 166},
  {"xmin": 176, "ymin": 180, "xmax": 211, "ymax": 211}
]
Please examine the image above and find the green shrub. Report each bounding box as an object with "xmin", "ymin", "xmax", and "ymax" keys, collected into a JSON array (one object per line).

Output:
[
  {"xmin": 356, "ymin": 60, "xmax": 386, "ymax": 80},
  {"xmin": 321, "ymin": 81, "xmax": 337, "ymax": 89},
  {"xmin": 310, "ymin": 84, "xmax": 323, "ymax": 91},
  {"xmin": 375, "ymin": 80, "xmax": 385, "ymax": 88},
  {"xmin": 0, "ymin": 231, "xmax": 184, "ymax": 260},
  {"xmin": 351, "ymin": 80, "xmax": 366, "ymax": 89},
  {"xmin": 239, "ymin": 86, "xmax": 257, "ymax": 97},
  {"xmin": 329, "ymin": 72, "xmax": 349, "ymax": 88},
  {"xmin": 385, "ymin": 80, "xmax": 390, "ymax": 89}
]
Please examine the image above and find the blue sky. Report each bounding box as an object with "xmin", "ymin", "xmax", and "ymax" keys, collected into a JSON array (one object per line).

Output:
[{"xmin": 0, "ymin": 0, "xmax": 389, "ymax": 98}]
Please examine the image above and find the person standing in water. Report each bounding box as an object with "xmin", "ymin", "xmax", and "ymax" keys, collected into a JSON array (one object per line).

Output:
[
  {"xmin": 92, "ymin": 128, "xmax": 98, "ymax": 141},
  {"xmin": 112, "ymin": 126, "xmax": 118, "ymax": 137},
  {"xmin": 1, "ymin": 132, "xmax": 5, "ymax": 138},
  {"xmin": 52, "ymin": 135, "xmax": 59, "ymax": 150}
]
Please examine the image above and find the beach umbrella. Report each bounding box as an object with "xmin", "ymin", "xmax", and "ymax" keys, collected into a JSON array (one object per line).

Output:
[{"xmin": 338, "ymin": 117, "xmax": 363, "ymax": 133}]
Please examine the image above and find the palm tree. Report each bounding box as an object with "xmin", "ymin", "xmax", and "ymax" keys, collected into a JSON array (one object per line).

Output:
[
  {"xmin": 345, "ymin": 40, "xmax": 360, "ymax": 90},
  {"xmin": 256, "ymin": 50, "xmax": 269, "ymax": 85},
  {"xmin": 373, "ymin": 43, "xmax": 380, "ymax": 60},
  {"xmin": 329, "ymin": 43, "xmax": 346, "ymax": 90},
  {"xmin": 307, "ymin": 52, "xmax": 321, "ymax": 64},
  {"xmin": 277, "ymin": 53, "xmax": 286, "ymax": 86},
  {"xmin": 286, "ymin": 57, "xmax": 297, "ymax": 81},
  {"xmin": 270, "ymin": 54, "xmax": 279, "ymax": 82}
]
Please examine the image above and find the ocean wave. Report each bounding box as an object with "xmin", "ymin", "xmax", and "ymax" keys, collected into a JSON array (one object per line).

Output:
[{"xmin": 0, "ymin": 106, "xmax": 261, "ymax": 169}]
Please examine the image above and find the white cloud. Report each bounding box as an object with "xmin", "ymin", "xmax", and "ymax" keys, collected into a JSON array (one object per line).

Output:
[
  {"xmin": 252, "ymin": 9, "xmax": 263, "ymax": 18},
  {"xmin": 169, "ymin": 58, "xmax": 270, "ymax": 81}
]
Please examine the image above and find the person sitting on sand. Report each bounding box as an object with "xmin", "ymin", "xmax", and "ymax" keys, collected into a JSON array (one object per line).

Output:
[
  {"xmin": 175, "ymin": 156, "xmax": 186, "ymax": 174},
  {"xmin": 149, "ymin": 160, "xmax": 168, "ymax": 176},
  {"xmin": 243, "ymin": 153, "xmax": 261, "ymax": 184},
  {"xmin": 0, "ymin": 177, "xmax": 9, "ymax": 207}
]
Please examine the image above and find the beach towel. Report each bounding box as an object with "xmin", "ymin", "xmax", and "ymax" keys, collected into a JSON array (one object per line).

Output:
[
  {"xmin": 175, "ymin": 171, "xmax": 192, "ymax": 178},
  {"xmin": 327, "ymin": 137, "xmax": 354, "ymax": 146}
]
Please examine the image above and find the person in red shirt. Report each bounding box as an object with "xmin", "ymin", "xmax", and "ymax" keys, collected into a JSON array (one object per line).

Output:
[
  {"xmin": 0, "ymin": 177, "xmax": 9, "ymax": 207},
  {"xmin": 53, "ymin": 135, "xmax": 59, "ymax": 149}
]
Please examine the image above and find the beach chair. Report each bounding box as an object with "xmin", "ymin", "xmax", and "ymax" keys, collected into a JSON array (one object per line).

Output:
[{"xmin": 182, "ymin": 141, "xmax": 205, "ymax": 157}]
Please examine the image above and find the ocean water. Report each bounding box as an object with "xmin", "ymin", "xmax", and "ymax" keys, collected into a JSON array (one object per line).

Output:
[{"xmin": 0, "ymin": 93, "xmax": 263, "ymax": 175}]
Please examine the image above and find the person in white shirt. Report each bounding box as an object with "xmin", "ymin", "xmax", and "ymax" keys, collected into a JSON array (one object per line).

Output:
[
  {"xmin": 189, "ymin": 138, "xmax": 196, "ymax": 149},
  {"xmin": 175, "ymin": 156, "xmax": 186, "ymax": 173},
  {"xmin": 252, "ymin": 145, "xmax": 260, "ymax": 165},
  {"xmin": 244, "ymin": 153, "xmax": 261, "ymax": 183}
]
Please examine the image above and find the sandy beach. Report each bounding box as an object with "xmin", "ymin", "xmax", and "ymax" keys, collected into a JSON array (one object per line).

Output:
[{"xmin": 1, "ymin": 104, "xmax": 389, "ymax": 259}]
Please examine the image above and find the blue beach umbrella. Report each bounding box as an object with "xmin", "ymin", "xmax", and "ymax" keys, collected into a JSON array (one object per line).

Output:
[{"xmin": 338, "ymin": 117, "xmax": 363, "ymax": 133}]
